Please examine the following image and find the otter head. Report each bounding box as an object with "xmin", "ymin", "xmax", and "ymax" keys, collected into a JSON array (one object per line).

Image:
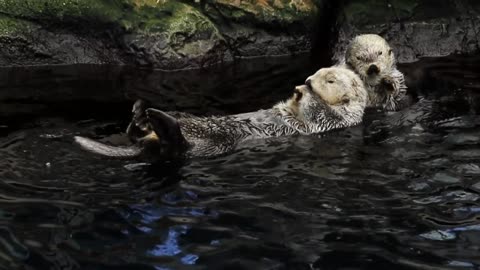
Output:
[
  {"xmin": 292, "ymin": 67, "xmax": 367, "ymax": 124},
  {"xmin": 345, "ymin": 34, "xmax": 395, "ymax": 86}
]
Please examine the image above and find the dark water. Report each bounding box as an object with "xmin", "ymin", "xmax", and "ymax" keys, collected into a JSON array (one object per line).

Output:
[{"xmin": 1, "ymin": 54, "xmax": 480, "ymax": 270}]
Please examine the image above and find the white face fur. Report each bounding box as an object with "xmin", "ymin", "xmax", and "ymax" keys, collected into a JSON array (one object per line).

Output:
[
  {"xmin": 305, "ymin": 67, "xmax": 367, "ymax": 106},
  {"xmin": 345, "ymin": 34, "xmax": 396, "ymax": 85},
  {"xmin": 287, "ymin": 67, "xmax": 367, "ymax": 123}
]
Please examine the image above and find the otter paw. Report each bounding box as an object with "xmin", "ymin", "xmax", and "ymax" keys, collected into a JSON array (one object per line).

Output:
[
  {"xmin": 126, "ymin": 99, "xmax": 152, "ymax": 141},
  {"xmin": 381, "ymin": 77, "xmax": 396, "ymax": 92},
  {"xmin": 131, "ymin": 99, "xmax": 152, "ymax": 130}
]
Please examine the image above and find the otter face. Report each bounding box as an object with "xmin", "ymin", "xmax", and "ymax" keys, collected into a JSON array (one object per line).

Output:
[
  {"xmin": 295, "ymin": 67, "xmax": 367, "ymax": 123},
  {"xmin": 304, "ymin": 67, "xmax": 367, "ymax": 106},
  {"xmin": 345, "ymin": 34, "xmax": 395, "ymax": 85}
]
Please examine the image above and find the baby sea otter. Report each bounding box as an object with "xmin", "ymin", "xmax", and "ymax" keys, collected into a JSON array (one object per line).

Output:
[
  {"xmin": 338, "ymin": 34, "xmax": 407, "ymax": 111},
  {"xmin": 75, "ymin": 67, "xmax": 367, "ymax": 159}
]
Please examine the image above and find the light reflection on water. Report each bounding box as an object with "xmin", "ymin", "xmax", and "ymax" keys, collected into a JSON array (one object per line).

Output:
[{"xmin": 0, "ymin": 54, "xmax": 480, "ymax": 269}]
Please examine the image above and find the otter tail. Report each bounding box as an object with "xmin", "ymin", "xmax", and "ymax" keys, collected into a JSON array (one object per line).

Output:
[{"xmin": 74, "ymin": 136, "xmax": 142, "ymax": 158}]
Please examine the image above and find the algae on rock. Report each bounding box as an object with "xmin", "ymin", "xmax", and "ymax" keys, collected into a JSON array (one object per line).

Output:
[{"xmin": 0, "ymin": 0, "xmax": 319, "ymax": 69}]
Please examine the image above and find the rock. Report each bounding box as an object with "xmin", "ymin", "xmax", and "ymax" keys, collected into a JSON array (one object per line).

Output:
[
  {"xmin": 1, "ymin": 0, "xmax": 479, "ymax": 69},
  {"xmin": 332, "ymin": 0, "xmax": 480, "ymax": 64},
  {"xmin": 0, "ymin": 0, "xmax": 320, "ymax": 69}
]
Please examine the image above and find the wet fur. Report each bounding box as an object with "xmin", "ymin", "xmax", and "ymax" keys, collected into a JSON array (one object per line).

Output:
[
  {"xmin": 76, "ymin": 67, "xmax": 368, "ymax": 159},
  {"xmin": 338, "ymin": 34, "xmax": 408, "ymax": 111}
]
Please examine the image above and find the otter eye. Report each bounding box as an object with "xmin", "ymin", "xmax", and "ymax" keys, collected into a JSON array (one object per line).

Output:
[
  {"xmin": 356, "ymin": 56, "xmax": 361, "ymax": 60},
  {"xmin": 327, "ymin": 80, "xmax": 335, "ymax": 84},
  {"xmin": 378, "ymin": 51, "xmax": 383, "ymax": 55}
]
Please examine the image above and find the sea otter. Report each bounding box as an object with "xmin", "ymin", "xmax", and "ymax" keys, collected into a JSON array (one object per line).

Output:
[
  {"xmin": 75, "ymin": 67, "xmax": 367, "ymax": 159},
  {"xmin": 337, "ymin": 34, "xmax": 408, "ymax": 111}
]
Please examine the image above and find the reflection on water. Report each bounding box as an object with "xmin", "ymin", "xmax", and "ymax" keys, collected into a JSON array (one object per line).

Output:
[{"xmin": 1, "ymin": 54, "xmax": 480, "ymax": 269}]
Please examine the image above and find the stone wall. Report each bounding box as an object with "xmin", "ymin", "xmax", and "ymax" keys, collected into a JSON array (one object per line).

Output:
[
  {"xmin": 0, "ymin": 0, "xmax": 478, "ymax": 69},
  {"xmin": 333, "ymin": 0, "xmax": 480, "ymax": 64},
  {"xmin": 0, "ymin": 0, "xmax": 319, "ymax": 69}
]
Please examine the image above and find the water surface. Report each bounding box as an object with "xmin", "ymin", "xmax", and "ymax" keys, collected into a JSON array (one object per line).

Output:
[{"xmin": 1, "ymin": 54, "xmax": 480, "ymax": 269}]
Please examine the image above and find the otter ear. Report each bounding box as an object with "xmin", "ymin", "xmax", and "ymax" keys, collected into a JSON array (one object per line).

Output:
[
  {"xmin": 388, "ymin": 49, "xmax": 393, "ymax": 55},
  {"xmin": 341, "ymin": 95, "xmax": 350, "ymax": 104}
]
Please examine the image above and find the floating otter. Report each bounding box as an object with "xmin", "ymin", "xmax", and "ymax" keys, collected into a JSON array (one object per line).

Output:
[
  {"xmin": 338, "ymin": 34, "xmax": 408, "ymax": 111},
  {"xmin": 75, "ymin": 67, "xmax": 367, "ymax": 159}
]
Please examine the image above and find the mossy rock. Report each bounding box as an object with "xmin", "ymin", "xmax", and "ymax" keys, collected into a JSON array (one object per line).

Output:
[
  {"xmin": 207, "ymin": 0, "xmax": 319, "ymax": 26},
  {"xmin": 0, "ymin": 0, "xmax": 126, "ymax": 24},
  {"xmin": 0, "ymin": 15, "xmax": 33, "ymax": 37},
  {"xmin": 0, "ymin": 0, "xmax": 320, "ymax": 69}
]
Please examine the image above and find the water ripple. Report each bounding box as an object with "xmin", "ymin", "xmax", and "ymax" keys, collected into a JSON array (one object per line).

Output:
[{"xmin": 1, "ymin": 55, "xmax": 480, "ymax": 269}]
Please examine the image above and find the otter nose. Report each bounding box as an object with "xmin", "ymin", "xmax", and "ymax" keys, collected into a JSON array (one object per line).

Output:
[{"xmin": 367, "ymin": 64, "xmax": 380, "ymax": 75}]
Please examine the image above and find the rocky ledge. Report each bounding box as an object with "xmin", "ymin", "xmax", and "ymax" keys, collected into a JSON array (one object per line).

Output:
[
  {"xmin": 0, "ymin": 0, "xmax": 319, "ymax": 69},
  {"xmin": 333, "ymin": 0, "xmax": 480, "ymax": 64},
  {"xmin": 0, "ymin": 0, "xmax": 479, "ymax": 69}
]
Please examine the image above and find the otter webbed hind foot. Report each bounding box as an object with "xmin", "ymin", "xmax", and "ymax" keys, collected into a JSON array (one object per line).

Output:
[{"xmin": 146, "ymin": 108, "xmax": 188, "ymax": 155}]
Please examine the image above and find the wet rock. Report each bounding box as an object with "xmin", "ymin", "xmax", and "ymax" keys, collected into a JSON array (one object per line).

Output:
[
  {"xmin": 332, "ymin": 0, "xmax": 480, "ymax": 64},
  {"xmin": 0, "ymin": 0, "xmax": 319, "ymax": 69},
  {"xmin": 1, "ymin": 0, "xmax": 479, "ymax": 69}
]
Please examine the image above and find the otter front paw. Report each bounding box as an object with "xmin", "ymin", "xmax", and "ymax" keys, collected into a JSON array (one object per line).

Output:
[{"xmin": 381, "ymin": 76, "xmax": 396, "ymax": 92}]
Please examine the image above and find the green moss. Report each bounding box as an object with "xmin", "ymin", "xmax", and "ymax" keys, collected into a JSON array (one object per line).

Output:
[
  {"xmin": 0, "ymin": 0, "xmax": 126, "ymax": 24},
  {"xmin": 0, "ymin": 15, "xmax": 32, "ymax": 36},
  {"xmin": 0, "ymin": 0, "xmax": 219, "ymax": 39},
  {"xmin": 131, "ymin": 1, "xmax": 221, "ymax": 46},
  {"xmin": 207, "ymin": 0, "xmax": 317, "ymax": 26}
]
